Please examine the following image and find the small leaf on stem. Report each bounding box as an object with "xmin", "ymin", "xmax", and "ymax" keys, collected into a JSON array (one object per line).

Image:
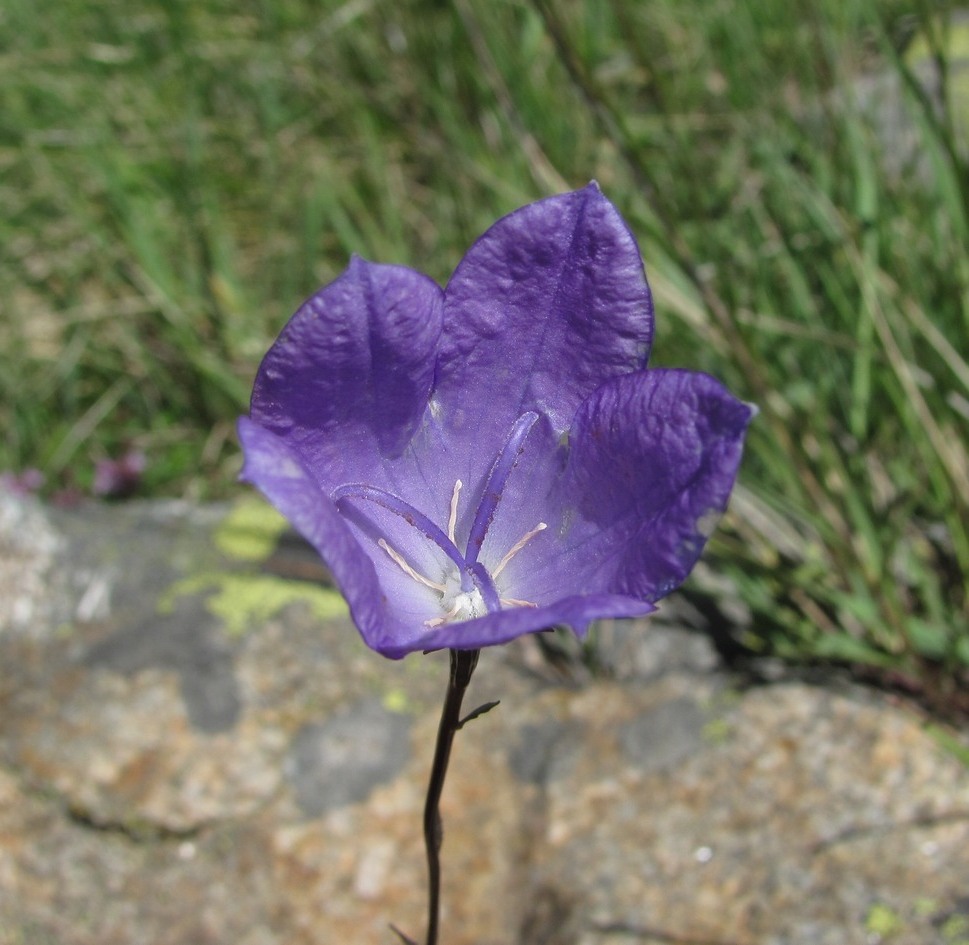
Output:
[
  {"xmin": 457, "ymin": 700, "xmax": 501, "ymax": 730},
  {"xmin": 389, "ymin": 923, "xmax": 419, "ymax": 945}
]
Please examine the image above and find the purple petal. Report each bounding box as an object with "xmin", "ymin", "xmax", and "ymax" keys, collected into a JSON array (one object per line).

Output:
[
  {"xmin": 435, "ymin": 183, "xmax": 653, "ymax": 447},
  {"xmin": 515, "ymin": 370, "xmax": 754, "ymax": 604},
  {"xmin": 238, "ymin": 417, "xmax": 657, "ymax": 659},
  {"xmin": 397, "ymin": 594, "xmax": 656, "ymax": 658},
  {"xmin": 238, "ymin": 418, "xmax": 444, "ymax": 658},
  {"xmin": 250, "ymin": 257, "xmax": 443, "ymax": 489}
]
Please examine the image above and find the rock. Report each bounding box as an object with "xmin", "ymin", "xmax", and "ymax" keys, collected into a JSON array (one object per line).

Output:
[
  {"xmin": 0, "ymin": 490, "xmax": 66, "ymax": 637},
  {"xmin": 287, "ymin": 700, "xmax": 413, "ymax": 816},
  {"xmin": 1, "ymin": 491, "xmax": 968, "ymax": 944}
]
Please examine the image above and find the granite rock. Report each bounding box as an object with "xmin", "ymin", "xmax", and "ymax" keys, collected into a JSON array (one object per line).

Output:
[{"xmin": 1, "ymin": 492, "xmax": 967, "ymax": 945}]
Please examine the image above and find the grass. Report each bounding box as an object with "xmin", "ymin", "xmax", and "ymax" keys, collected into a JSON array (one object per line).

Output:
[{"xmin": 2, "ymin": 0, "xmax": 967, "ymax": 703}]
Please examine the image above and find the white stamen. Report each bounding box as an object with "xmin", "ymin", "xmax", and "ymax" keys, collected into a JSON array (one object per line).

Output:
[
  {"xmin": 447, "ymin": 479, "xmax": 463, "ymax": 544},
  {"xmin": 424, "ymin": 600, "xmax": 461, "ymax": 629},
  {"xmin": 491, "ymin": 522, "xmax": 547, "ymax": 579},
  {"xmin": 378, "ymin": 539, "xmax": 446, "ymax": 593},
  {"xmin": 424, "ymin": 604, "xmax": 458, "ymax": 630},
  {"xmin": 424, "ymin": 585, "xmax": 487, "ymax": 629},
  {"xmin": 500, "ymin": 597, "xmax": 538, "ymax": 608}
]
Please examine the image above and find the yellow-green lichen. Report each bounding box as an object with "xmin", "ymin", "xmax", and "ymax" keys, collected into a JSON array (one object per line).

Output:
[
  {"xmin": 915, "ymin": 898, "xmax": 939, "ymax": 918},
  {"xmin": 865, "ymin": 904, "xmax": 904, "ymax": 939},
  {"xmin": 214, "ymin": 499, "xmax": 290, "ymax": 562},
  {"xmin": 160, "ymin": 572, "xmax": 346, "ymax": 636},
  {"xmin": 942, "ymin": 913, "xmax": 969, "ymax": 944},
  {"xmin": 702, "ymin": 717, "xmax": 732, "ymax": 744},
  {"xmin": 382, "ymin": 688, "xmax": 413, "ymax": 714}
]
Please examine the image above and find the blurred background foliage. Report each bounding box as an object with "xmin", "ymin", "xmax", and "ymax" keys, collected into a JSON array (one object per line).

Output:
[{"xmin": 1, "ymin": 0, "xmax": 967, "ymax": 705}]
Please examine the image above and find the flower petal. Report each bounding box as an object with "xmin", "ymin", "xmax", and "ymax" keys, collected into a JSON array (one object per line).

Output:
[
  {"xmin": 388, "ymin": 593, "xmax": 656, "ymax": 658},
  {"xmin": 515, "ymin": 369, "xmax": 754, "ymax": 604},
  {"xmin": 238, "ymin": 418, "xmax": 657, "ymax": 659},
  {"xmin": 250, "ymin": 257, "xmax": 443, "ymax": 489},
  {"xmin": 435, "ymin": 183, "xmax": 653, "ymax": 447},
  {"xmin": 237, "ymin": 418, "xmax": 441, "ymax": 657}
]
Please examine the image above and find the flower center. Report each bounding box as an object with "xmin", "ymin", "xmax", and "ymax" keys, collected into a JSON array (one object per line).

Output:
[
  {"xmin": 424, "ymin": 571, "xmax": 488, "ymax": 629},
  {"xmin": 333, "ymin": 412, "xmax": 547, "ymax": 628}
]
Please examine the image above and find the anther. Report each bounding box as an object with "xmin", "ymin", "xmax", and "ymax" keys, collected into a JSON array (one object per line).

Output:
[
  {"xmin": 491, "ymin": 523, "xmax": 547, "ymax": 579},
  {"xmin": 447, "ymin": 479, "xmax": 463, "ymax": 545}
]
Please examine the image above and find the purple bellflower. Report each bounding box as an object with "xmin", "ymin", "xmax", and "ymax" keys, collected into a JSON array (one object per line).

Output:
[{"xmin": 238, "ymin": 184, "xmax": 753, "ymax": 659}]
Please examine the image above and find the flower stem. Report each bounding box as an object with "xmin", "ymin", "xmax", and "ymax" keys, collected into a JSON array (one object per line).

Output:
[{"xmin": 422, "ymin": 647, "xmax": 480, "ymax": 945}]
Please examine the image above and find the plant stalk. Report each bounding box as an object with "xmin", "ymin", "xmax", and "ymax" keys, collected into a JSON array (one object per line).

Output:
[{"xmin": 422, "ymin": 647, "xmax": 480, "ymax": 945}]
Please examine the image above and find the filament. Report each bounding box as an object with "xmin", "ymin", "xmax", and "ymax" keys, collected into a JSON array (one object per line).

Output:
[
  {"xmin": 334, "ymin": 482, "xmax": 469, "ymax": 586},
  {"xmin": 491, "ymin": 522, "xmax": 547, "ymax": 579},
  {"xmin": 378, "ymin": 539, "xmax": 446, "ymax": 593}
]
